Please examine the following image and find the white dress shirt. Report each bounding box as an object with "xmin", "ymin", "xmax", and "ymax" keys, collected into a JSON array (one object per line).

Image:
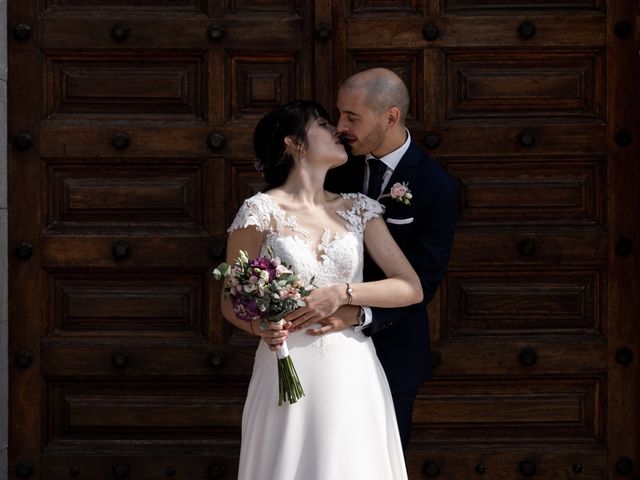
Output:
[{"xmin": 362, "ymin": 129, "xmax": 412, "ymax": 199}]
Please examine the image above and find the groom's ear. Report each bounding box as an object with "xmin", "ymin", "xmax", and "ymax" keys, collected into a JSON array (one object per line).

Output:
[{"xmin": 384, "ymin": 107, "xmax": 401, "ymax": 129}]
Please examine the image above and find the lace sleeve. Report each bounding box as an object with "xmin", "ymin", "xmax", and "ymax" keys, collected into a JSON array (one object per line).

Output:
[
  {"xmin": 227, "ymin": 195, "xmax": 272, "ymax": 233},
  {"xmin": 338, "ymin": 193, "xmax": 385, "ymax": 234}
]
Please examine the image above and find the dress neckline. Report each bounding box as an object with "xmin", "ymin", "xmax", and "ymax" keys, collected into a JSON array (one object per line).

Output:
[{"xmin": 255, "ymin": 191, "xmax": 355, "ymax": 264}]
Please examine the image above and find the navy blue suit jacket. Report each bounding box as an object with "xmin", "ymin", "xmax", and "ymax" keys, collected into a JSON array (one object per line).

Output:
[{"xmin": 325, "ymin": 140, "xmax": 459, "ymax": 392}]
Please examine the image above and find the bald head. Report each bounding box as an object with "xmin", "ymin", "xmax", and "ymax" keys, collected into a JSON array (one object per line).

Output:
[{"xmin": 342, "ymin": 68, "xmax": 410, "ymax": 124}]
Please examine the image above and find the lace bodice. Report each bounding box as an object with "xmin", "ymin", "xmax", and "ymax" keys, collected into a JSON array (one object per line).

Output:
[{"xmin": 228, "ymin": 192, "xmax": 384, "ymax": 287}]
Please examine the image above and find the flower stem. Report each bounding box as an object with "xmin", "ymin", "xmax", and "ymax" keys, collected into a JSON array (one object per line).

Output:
[{"xmin": 277, "ymin": 356, "xmax": 305, "ymax": 406}]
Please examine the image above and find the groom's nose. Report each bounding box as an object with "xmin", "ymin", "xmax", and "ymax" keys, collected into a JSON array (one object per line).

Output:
[{"xmin": 335, "ymin": 116, "xmax": 348, "ymax": 134}]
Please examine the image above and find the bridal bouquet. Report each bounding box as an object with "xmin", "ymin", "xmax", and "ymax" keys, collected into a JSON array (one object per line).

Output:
[{"xmin": 213, "ymin": 248, "xmax": 312, "ymax": 405}]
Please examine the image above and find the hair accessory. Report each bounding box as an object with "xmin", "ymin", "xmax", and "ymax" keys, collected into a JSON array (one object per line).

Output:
[{"xmin": 253, "ymin": 158, "xmax": 264, "ymax": 173}]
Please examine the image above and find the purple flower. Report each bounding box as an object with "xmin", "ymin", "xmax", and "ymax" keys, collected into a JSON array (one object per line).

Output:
[
  {"xmin": 232, "ymin": 295, "xmax": 262, "ymax": 322},
  {"xmin": 250, "ymin": 257, "xmax": 277, "ymax": 281},
  {"xmin": 250, "ymin": 257, "xmax": 270, "ymax": 269}
]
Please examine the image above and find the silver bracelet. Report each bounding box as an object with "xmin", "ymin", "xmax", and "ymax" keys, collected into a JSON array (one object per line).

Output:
[{"xmin": 346, "ymin": 282, "xmax": 354, "ymax": 305}]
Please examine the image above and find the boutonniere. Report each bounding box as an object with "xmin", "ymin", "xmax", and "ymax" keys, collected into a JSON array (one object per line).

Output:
[{"xmin": 380, "ymin": 182, "xmax": 412, "ymax": 205}]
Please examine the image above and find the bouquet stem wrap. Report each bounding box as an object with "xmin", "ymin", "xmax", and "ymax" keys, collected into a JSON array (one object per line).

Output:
[{"xmin": 275, "ymin": 341, "xmax": 305, "ymax": 405}]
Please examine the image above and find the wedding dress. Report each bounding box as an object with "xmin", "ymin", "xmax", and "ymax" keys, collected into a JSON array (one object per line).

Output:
[{"xmin": 229, "ymin": 192, "xmax": 408, "ymax": 480}]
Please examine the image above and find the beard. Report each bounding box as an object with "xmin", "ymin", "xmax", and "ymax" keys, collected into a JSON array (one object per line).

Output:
[{"xmin": 348, "ymin": 123, "xmax": 386, "ymax": 156}]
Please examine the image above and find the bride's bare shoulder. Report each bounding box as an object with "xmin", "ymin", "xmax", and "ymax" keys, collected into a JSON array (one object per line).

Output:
[
  {"xmin": 257, "ymin": 189, "xmax": 287, "ymax": 208},
  {"xmin": 261, "ymin": 188, "xmax": 282, "ymax": 199}
]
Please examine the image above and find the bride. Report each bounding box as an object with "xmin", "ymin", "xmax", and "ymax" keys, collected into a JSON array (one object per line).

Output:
[{"xmin": 221, "ymin": 100, "xmax": 422, "ymax": 480}]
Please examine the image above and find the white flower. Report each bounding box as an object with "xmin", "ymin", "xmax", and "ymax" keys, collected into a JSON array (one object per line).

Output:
[
  {"xmin": 259, "ymin": 270, "xmax": 270, "ymax": 283},
  {"xmin": 276, "ymin": 264, "xmax": 292, "ymax": 276}
]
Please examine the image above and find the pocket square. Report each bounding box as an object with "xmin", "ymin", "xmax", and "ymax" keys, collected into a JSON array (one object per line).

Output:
[{"xmin": 386, "ymin": 217, "xmax": 414, "ymax": 225}]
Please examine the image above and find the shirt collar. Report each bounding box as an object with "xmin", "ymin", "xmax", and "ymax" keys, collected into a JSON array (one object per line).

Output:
[{"xmin": 365, "ymin": 128, "xmax": 411, "ymax": 171}]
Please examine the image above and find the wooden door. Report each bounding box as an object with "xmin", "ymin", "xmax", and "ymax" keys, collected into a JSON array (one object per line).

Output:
[
  {"xmin": 332, "ymin": 0, "xmax": 640, "ymax": 478},
  {"xmin": 9, "ymin": 1, "xmax": 313, "ymax": 478},
  {"xmin": 8, "ymin": 1, "xmax": 639, "ymax": 480}
]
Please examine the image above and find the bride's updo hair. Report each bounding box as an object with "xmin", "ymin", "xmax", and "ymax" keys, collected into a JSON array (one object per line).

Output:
[{"xmin": 253, "ymin": 100, "xmax": 331, "ymax": 188}]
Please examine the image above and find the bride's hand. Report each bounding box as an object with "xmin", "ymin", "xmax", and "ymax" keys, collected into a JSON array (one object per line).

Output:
[
  {"xmin": 252, "ymin": 319, "xmax": 291, "ymax": 352},
  {"xmin": 285, "ymin": 284, "xmax": 346, "ymax": 331}
]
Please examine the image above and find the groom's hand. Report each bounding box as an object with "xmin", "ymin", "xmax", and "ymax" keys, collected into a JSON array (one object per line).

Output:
[
  {"xmin": 285, "ymin": 284, "xmax": 346, "ymax": 331},
  {"xmin": 306, "ymin": 305, "xmax": 359, "ymax": 336}
]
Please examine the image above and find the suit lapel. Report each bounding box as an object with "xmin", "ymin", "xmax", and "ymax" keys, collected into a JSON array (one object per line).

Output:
[
  {"xmin": 386, "ymin": 141, "xmax": 420, "ymax": 191},
  {"xmin": 378, "ymin": 141, "xmax": 420, "ymax": 216}
]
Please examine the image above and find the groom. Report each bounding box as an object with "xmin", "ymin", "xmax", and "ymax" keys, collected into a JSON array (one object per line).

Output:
[{"xmin": 319, "ymin": 68, "xmax": 458, "ymax": 450}]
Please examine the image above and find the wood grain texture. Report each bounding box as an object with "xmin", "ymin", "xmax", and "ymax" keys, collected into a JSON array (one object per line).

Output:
[{"xmin": 7, "ymin": 0, "xmax": 639, "ymax": 478}]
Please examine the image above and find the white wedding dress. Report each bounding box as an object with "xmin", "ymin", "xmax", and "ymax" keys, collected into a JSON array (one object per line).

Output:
[{"xmin": 229, "ymin": 192, "xmax": 408, "ymax": 480}]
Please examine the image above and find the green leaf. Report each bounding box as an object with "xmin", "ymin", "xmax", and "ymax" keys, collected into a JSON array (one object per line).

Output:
[
  {"xmin": 278, "ymin": 273, "xmax": 293, "ymax": 283},
  {"xmin": 212, "ymin": 263, "xmax": 230, "ymax": 280}
]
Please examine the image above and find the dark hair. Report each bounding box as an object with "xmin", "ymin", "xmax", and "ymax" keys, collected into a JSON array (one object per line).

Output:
[{"xmin": 253, "ymin": 100, "xmax": 330, "ymax": 188}]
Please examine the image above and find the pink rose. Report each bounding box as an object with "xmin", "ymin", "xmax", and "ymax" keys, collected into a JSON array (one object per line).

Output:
[{"xmin": 390, "ymin": 183, "xmax": 408, "ymax": 198}]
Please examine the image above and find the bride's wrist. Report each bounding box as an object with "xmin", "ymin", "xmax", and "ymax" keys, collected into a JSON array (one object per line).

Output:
[
  {"xmin": 344, "ymin": 282, "xmax": 354, "ymax": 306},
  {"xmin": 249, "ymin": 320, "xmax": 260, "ymax": 336}
]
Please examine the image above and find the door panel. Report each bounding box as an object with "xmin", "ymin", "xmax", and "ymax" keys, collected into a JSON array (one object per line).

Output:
[
  {"xmin": 443, "ymin": 50, "xmax": 605, "ymax": 120},
  {"xmin": 46, "ymin": 273, "xmax": 206, "ymax": 338},
  {"xmin": 450, "ymin": 158, "xmax": 606, "ymax": 226},
  {"xmin": 43, "ymin": 53, "xmax": 208, "ymax": 119},
  {"xmin": 411, "ymin": 378, "xmax": 603, "ymax": 442}
]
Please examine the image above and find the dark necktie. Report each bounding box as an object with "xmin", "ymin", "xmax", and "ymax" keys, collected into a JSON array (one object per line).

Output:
[{"xmin": 367, "ymin": 157, "xmax": 387, "ymax": 200}]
